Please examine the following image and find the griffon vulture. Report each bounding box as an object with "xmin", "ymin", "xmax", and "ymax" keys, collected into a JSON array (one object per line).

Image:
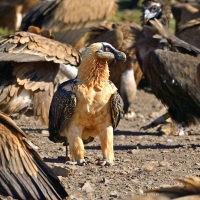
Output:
[
  {"xmin": 86, "ymin": 22, "xmax": 142, "ymax": 118},
  {"xmin": 136, "ymin": 17, "xmax": 200, "ymax": 135},
  {"xmin": 21, "ymin": 0, "xmax": 116, "ymax": 49},
  {"xmin": 0, "ymin": 26, "xmax": 81, "ymax": 126},
  {"xmin": 171, "ymin": 2, "xmax": 200, "ymax": 48},
  {"xmin": 49, "ymin": 42, "xmax": 126, "ymax": 166},
  {"xmin": 0, "ymin": 111, "xmax": 68, "ymax": 199}
]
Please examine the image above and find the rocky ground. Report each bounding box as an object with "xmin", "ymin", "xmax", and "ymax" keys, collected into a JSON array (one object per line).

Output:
[{"xmin": 12, "ymin": 88, "xmax": 200, "ymax": 200}]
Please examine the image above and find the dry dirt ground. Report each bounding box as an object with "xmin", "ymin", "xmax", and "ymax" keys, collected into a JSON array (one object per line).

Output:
[{"xmin": 13, "ymin": 88, "xmax": 200, "ymax": 200}]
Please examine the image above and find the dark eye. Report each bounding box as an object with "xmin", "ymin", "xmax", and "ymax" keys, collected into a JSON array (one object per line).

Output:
[
  {"xmin": 151, "ymin": 5, "xmax": 157, "ymax": 11},
  {"xmin": 104, "ymin": 46, "xmax": 110, "ymax": 52}
]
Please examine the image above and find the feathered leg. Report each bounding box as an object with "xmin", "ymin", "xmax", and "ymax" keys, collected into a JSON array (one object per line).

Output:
[
  {"xmin": 66, "ymin": 126, "xmax": 85, "ymax": 165},
  {"xmin": 99, "ymin": 126, "xmax": 114, "ymax": 166}
]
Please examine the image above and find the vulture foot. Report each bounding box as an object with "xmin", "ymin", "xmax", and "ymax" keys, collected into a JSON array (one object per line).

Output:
[
  {"xmin": 66, "ymin": 159, "xmax": 87, "ymax": 166},
  {"xmin": 98, "ymin": 159, "xmax": 113, "ymax": 166},
  {"xmin": 124, "ymin": 111, "xmax": 136, "ymax": 120},
  {"xmin": 140, "ymin": 112, "xmax": 170, "ymax": 131}
]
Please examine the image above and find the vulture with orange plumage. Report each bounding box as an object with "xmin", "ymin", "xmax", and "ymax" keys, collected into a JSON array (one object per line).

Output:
[{"xmin": 49, "ymin": 42, "xmax": 125, "ymax": 166}]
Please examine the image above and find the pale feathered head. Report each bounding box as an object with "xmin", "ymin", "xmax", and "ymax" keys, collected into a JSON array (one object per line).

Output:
[{"xmin": 83, "ymin": 42, "xmax": 126, "ymax": 62}]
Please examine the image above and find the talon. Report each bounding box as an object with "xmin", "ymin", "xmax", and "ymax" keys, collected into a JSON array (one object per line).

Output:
[
  {"xmin": 98, "ymin": 158, "xmax": 112, "ymax": 166},
  {"xmin": 140, "ymin": 113, "xmax": 170, "ymax": 131},
  {"xmin": 66, "ymin": 158, "xmax": 87, "ymax": 166}
]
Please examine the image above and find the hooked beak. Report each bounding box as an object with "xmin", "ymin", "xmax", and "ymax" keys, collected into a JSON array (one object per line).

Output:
[{"xmin": 114, "ymin": 50, "xmax": 126, "ymax": 62}]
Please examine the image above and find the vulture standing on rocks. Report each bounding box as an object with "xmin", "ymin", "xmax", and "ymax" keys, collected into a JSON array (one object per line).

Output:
[
  {"xmin": 0, "ymin": 26, "xmax": 81, "ymax": 126},
  {"xmin": 21, "ymin": 0, "xmax": 116, "ymax": 49},
  {"xmin": 49, "ymin": 42, "xmax": 125, "ymax": 166},
  {"xmin": 136, "ymin": 0, "xmax": 200, "ymax": 135},
  {"xmin": 0, "ymin": 111, "xmax": 69, "ymax": 200},
  {"xmin": 86, "ymin": 22, "xmax": 142, "ymax": 118}
]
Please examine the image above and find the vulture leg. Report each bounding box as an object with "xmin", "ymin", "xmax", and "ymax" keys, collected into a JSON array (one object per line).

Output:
[
  {"xmin": 98, "ymin": 126, "xmax": 114, "ymax": 166},
  {"xmin": 140, "ymin": 112, "xmax": 170, "ymax": 130}
]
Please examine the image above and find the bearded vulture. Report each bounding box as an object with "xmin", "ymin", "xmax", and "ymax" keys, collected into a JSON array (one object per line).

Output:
[
  {"xmin": 0, "ymin": 111, "xmax": 68, "ymax": 199},
  {"xmin": 0, "ymin": 26, "xmax": 81, "ymax": 126},
  {"xmin": 49, "ymin": 42, "xmax": 125, "ymax": 166}
]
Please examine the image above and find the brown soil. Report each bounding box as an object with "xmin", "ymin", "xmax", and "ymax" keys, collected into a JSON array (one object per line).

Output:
[{"xmin": 14, "ymin": 89, "xmax": 200, "ymax": 200}]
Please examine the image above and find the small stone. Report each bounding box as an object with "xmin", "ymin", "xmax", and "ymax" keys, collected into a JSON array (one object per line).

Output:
[
  {"xmin": 110, "ymin": 191, "xmax": 118, "ymax": 198},
  {"xmin": 103, "ymin": 177, "xmax": 109, "ymax": 185},
  {"xmin": 159, "ymin": 161, "xmax": 169, "ymax": 167},
  {"xmin": 52, "ymin": 165, "xmax": 75, "ymax": 177},
  {"xmin": 131, "ymin": 149, "xmax": 139, "ymax": 154},
  {"xmin": 41, "ymin": 130, "xmax": 49, "ymax": 136},
  {"xmin": 142, "ymin": 164, "xmax": 154, "ymax": 171},
  {"xmin": 82, "ymin": 181, "xmax": 94, "ymax": 193}
]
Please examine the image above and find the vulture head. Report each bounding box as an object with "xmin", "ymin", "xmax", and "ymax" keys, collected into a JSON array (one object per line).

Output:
[
  {"xmin": 83, "ymin": 42, "xmax": 126, "ymax": 62},
  {"xmin": 78, "ymin": 42, "xmax": 126, "ymax": 88},
  {"xmin": 141, "ymin": 0, "xmax": 171, "ymax": 27}
]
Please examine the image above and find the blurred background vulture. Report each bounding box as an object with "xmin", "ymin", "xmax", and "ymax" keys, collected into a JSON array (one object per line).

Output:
[
  {"xmin": 0, "ymin": 111, "xmax": 68, "ymax": 199},
  {"xmin": 0, "ymin": 26, "xmax": 81, "ymax": 126},
  {"xmin": 86, "ymin": 22, "xmax": 142, "ymax": 118},
  {"xmin": 21, "ymin": 0, "xmax": 117, "ymax": 49},
  {"xmin": 136, "ymin": 0, "xmax": 200, "ymax": 135},
  {"xmin": 171, "ymin": 1, "xmax": 200, "ymax": 49},
  {"xmin": 0, "ymin": 0, "xmax": 40, "ymax": 31}
]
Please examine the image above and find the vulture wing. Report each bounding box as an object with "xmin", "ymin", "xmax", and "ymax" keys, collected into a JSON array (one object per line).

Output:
[
  {"xmin": 138, "ymin": 18, "xmax": 200, "ymax": 125},
  {"xmin": 49, "ymin": 79, "xmax": 77, "ymax": 142},
  {"xmin": 0, "ymin": 30, "xmax": 81, "ymax": 125},
  {"xmin": 0, "ymin": 111, "xmax": 68, "ymax": 199},
  {"xmin": 21, "ymin": 0, "xmax": 116, "ymax": 48},
  {"xmin": 110, "ymin": 90, "xmax": 124, "ymax": 130}
]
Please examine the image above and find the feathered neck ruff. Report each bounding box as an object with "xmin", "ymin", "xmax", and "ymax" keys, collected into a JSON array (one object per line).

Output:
[{"xmin": 77, "ymin": 55, "xmax": 110, "ymax": 90}]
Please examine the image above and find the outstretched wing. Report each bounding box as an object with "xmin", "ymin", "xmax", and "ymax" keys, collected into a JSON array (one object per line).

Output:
[
  {"xmin": 0, "ymin": 111, "xmax": 68, "ymax": 199},
  {"xmin": 49, "ymin": 79, "xmax": 77, "ymax": 142},
  {"xmin": 110, "ymin": 90, "xmax": 124, "ymax": 130}
]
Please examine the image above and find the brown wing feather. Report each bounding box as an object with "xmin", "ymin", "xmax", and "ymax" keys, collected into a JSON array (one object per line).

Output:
[
  {"xmin": 21, "ymin": 0, "xmax": 116, "ymax": 48},
  {"xmin": 0, "ymin": 111, "xmax": 69, "ymax": 199},
  {"xmin": 0, "ymin": 30, "xmax": 81, "ymax": 65},
  {"xmin": 49, "ymin": 79, "xmax": 77, "ymax": 143},
  {"xmin": 110, "ymin": 89, "xmax": 124, "ymax": 130}
]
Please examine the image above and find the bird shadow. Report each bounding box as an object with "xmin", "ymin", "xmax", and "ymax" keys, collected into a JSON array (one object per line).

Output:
[
  {"xmin": 114, "ymin": 130, "xmax": 161, "ymax": 136},
  {"xmin": 43, "ymin": 156, "xmax": 67, "ymax": 164},
  {"xmin": 85, "ymin": 143, "xmax": 200, "ymax": 151}
]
